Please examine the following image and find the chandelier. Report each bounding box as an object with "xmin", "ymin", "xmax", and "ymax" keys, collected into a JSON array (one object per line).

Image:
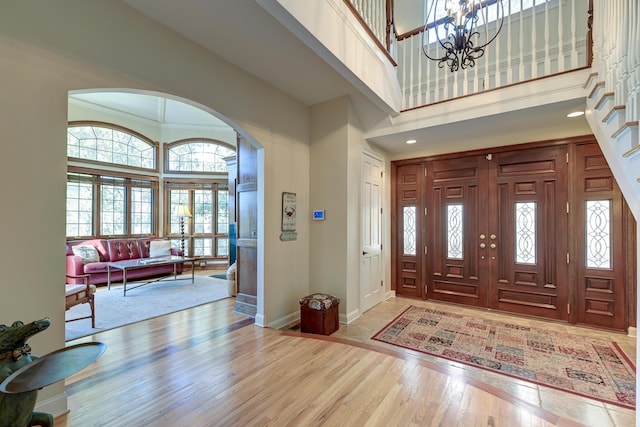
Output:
[{"xmin": 422, "ymin": 0, "xmax": 505, "ymax": 72}]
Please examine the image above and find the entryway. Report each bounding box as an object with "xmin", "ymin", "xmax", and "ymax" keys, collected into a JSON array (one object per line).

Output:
[{"xmin": 393, "ymin": 137, "xmax": 635, "ymax": 331}]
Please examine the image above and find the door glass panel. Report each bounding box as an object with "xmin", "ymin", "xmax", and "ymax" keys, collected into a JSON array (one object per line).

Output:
[
  {"xmin": 447, "ymin": 204, "xmax": 463, "ymax": 259},
  {"xmin": 403, "ymin": 206, "xmax": 416, "ymax": 255},
  {"xmin": 585, "ymin": 200, "xmax": 611, "ymax": 269},
  {"xmin": 515, "ymin": 202, "xmax": 536, "ymax": 264}
]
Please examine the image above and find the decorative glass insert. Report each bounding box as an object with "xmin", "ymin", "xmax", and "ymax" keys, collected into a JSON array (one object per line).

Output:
[
  {"xmin": 585, "ymin": 200, "xmax": 611, "ymax": 269},
  {"xmin": 515, "ymin": 202, "xmax": 536, "ymax": 264},
  {"xmin": 68, "ymin": 125, "xmax": 155, "ymax": 169},
  {"xmin": 403, "ymin": 206, "xmax": 416, "ymax": 255},
  {"xmin": 167, "ymin": 141, "xmax": 235, "ymax": 172},
  {"xmin": 447, "ymin": 204, "xmax": 463, "ymax": 259}
]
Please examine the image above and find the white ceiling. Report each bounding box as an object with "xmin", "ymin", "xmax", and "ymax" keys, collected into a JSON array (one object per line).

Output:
[{"xmin": 83, "ymin": 1, "xmax": 588, "ymax": 156}]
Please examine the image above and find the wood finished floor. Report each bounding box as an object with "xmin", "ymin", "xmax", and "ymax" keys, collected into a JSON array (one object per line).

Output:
[{"xmin": 54, "ymin": 294, "xmax": 634, "ymax": 427}]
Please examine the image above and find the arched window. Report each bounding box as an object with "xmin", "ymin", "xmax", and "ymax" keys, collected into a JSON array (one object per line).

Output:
[
  {"xmin": 165, "ymin": 139, "xmax": 235, "ymax": 173},
  {"xmin": 66, "ymin": 122, "xmax": 158, "ymax": 239},
  {"xmin": 68, "ymin": 122, "xmax": 157, "ymax": 170}
]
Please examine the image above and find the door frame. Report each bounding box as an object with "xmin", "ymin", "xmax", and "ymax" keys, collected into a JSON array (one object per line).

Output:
[
  {"xmin": 391, "ymin": 135, "xmax": 636, "ymax": 331},
  {"xmin": 360, "ymin": 149, "xmax": 385, "ymax": 313}
]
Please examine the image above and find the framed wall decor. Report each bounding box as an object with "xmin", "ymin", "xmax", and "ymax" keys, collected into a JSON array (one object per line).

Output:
[{"xmin": 281, "ymin": 192, "xmax": 297, "ymax": 232}]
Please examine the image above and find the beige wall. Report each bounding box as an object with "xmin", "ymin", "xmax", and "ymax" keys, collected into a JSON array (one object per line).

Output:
[{"xmin": 0, "ymin": 0, "xmax": 313, "ymax": 414}]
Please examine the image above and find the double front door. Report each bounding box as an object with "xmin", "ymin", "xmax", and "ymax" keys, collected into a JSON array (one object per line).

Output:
[{"xmin": 395, "ymin": 141, "xmax": 631, "ymax": 330}]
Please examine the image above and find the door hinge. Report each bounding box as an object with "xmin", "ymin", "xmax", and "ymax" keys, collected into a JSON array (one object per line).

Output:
[
  {"xmin": 567, "ymin": 304, "xmax": 571, "ymax": 315},
  {"xmin": 380, "ymin": 207, "xmax": 383, "ymax": 215},
  {"xmin": 424, "ymin": 169, "xmax": 427, "ymax": 177},
  {"xmin": 424, "ymin": 246, "xmax": 428, "ymax": 255},
  {"xmin": 566, "ymin": 202, "xmax": 569, "ymax": 214},
  {"xmin": 567, "ymin": 253, "xmax": 570, "ymax": 264},
  {"xmin": 380, "ymin": 171, "xmax": 384, "ymax": 178},
  {"xmin": 424, "ymin": 207, "xmax": 428, "ymax": 216},
  {"xmin": 380, "ymin": 280, "xmax": 384, "ymax": 287},
  {"xmin": 566, "ymin": 153, "xmax": 569, "ymax": 164}
]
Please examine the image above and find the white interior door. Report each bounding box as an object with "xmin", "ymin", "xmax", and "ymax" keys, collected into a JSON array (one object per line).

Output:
[{"xmin": 361, "ymin": 152, "xmax": 384, "ymax": 313}]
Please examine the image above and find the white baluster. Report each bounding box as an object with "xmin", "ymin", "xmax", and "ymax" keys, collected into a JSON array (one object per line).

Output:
[
  {"xmin": 557, "ymin": 0, "xmax": 564, "ymax": 71},
  {"xmin": 531, "ymin": 0, "xmax": 538, "ymax": 78},
  {"xmin": 519, "ymin": 0, "xmax": 525, "ymax": 81},
  {"xmin": 418, "ymin": 34, "xmax": 423, "ymax": 106},
  {"xmin": 570, "ymin": 0, "xmax": 578, "ymax": 69},
  {"xmin": 544, "ymin": 0, "xmax": 550, "ymax": 74},
  {"xmin": 506, "ymin": 0, "xmax": 513, "ymax": 84},
  {"xmin": 409, "ymin": 35, "xmax": 415, "ymax": 109}
]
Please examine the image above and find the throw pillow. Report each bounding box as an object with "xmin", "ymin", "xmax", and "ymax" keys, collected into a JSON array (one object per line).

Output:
[
  {"xmin": 149, "ymin": 240, "xmax": 172, "ymax": 257},
  {"xmin": 71, "ymin": 245, "xmax": 100, "ymax": 264}
]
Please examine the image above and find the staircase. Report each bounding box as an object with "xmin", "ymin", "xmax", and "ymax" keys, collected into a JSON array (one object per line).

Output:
[{"xmin": 584, "ymin": 0, "xmax": 640, "ymax": 221}]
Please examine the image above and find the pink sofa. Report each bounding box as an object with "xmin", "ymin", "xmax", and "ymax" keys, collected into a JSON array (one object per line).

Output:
[{"xmin": 66, "ymin": 238, "xmax": 184, "ymax": 285}]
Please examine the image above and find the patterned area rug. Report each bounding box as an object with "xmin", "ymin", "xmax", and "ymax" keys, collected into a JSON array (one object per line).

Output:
[{"xmin": 372, "ymin": 305, "xmax": 636, "ymax": 409}]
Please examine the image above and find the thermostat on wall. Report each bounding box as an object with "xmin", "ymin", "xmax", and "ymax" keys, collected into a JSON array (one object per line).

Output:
[{"xmin": 313, "ymin": 210, "xmax": 325, "ymax": 220}]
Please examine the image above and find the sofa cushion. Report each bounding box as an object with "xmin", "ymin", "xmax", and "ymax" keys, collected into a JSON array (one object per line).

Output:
[
  {"xmin": 149, "ymin": 240, "xmax": 172, "ymax": 257},
  {"xmin": 71, "ymin": 245, "xmax": 100, "ymax": 264},
  {"xmin": 83, "ymin": 262, "xmax": 111, "ymax": 274}
]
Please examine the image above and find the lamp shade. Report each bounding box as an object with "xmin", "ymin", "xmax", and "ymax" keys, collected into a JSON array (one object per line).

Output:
[{"xmin": 175, "ymin": 204, "xmax": 192, "ymax": 217}]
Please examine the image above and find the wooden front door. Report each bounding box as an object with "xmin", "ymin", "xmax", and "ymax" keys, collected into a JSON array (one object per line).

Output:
[{"xmin": 425, "ymin": 145, "xmax": 569, "ymax": 321}]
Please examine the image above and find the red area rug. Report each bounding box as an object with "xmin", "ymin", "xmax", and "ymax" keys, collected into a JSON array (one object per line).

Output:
[{"xmin": 372, "ymin": 305, "xmax": 636, "ymax": 409}]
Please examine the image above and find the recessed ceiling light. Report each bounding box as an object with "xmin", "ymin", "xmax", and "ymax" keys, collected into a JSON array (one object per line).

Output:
[
  {"xmin": 567, "ymin": 111, "xmax": 584, "ymax": 118},
  {"xmin": 406, "ymin": 139, "xmax": 417, "ymax": 144}
]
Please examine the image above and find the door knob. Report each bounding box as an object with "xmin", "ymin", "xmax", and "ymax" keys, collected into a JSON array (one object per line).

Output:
[
  {"xmin": 490, "ymin": 234, "xmax": 497, "ymax": 240},
  {"xmin": 490, "ymin": 243, "xmax": 497, "ymax": 249},
  {"xmin": 479, "ymin": 243, "xmax": 486, "ymax": 248},
  {"xmin": 480, "ymin": 234, "xmax": 486, "ymax": 239}
]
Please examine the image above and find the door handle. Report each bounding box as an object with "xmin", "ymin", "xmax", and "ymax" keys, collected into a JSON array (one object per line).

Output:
[{"xmin": 363, "ymin": 251, "xmax": 369, "ymax": 255}]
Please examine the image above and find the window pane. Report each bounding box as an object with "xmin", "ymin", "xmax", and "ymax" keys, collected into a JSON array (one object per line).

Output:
[
  {"xmin": 101, "ymin": 182, "xmax": 126, "ymax": 235},
  {"xmin": 403, "ymin": 206, "xmax": 416, "ymax": 256},
  {"xmin": 194, "ymin": 190, "xmax": 213, "ymax": 234},
  {"xmin": 515, "ymin": 202, "xmax": 536, "ymax": 264},
  {"xmin": 447, "ymin": 204, "xmax": 463, "ymax": 259},
  {"xmin": 217, "ymin": 237, "xmax": 229, "ymax": 257},
  {"xmin": 167, "ymin": 141, "xmax": 235, "ymax": 172},
  {"xmin": 586, "ymin": 200, "xmax": 611, "ymax": 269},
  {"xmin": 217, "ymin": 190, "xmax": 229, "ymax": 234},
  {"xmin": 68, "ymin": 125, "xmax": 155, "ymax": 169},
  {"xmin": 131, "ymin": 187, "xmax": 153, "ymax": 234},
  {"xmin": 66, "ymin": 181, "xmax": 93, "ymax": 237},
  {"xmin": 194, "ymin": 238, "xmax": 213, "ymax": 257},
  {"xmin": 169, "ymin": 191, "xmax": 190, "ymax": 234}
]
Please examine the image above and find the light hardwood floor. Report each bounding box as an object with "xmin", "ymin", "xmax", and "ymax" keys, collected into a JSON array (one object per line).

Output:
[{"xmin": 53, "ymin": 293, "xmax": 633, "ymax": 427}]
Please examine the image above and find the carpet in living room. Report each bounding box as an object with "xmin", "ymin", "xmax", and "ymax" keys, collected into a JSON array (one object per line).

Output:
[
  {"xmin": 372, "ymin": 305, "xmax": 636, "ymax": 409},
  {"xmin": 65, "ymin": 275, "xmax": 232, "ymax": 341}
]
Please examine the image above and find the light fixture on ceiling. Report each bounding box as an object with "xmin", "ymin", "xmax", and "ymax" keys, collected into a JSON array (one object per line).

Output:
[
  {"xmin": 422, "ymin": 0, "xmax": 505, "ymax": 72},
  {"xmin": 406, "ymin": 139, "xmax": 417, "ymax": 144},
  {"xmin": 566, "ymin": 111, "xmax": 585, "ymax": 118}
]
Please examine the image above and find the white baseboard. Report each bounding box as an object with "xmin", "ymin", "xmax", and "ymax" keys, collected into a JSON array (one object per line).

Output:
[
  {"xmin": 267, "ymin": 311, "xmax": 298, "ymax": 329},
  {"xmin": 343, "ymin": 308, "xmax": 360, "ymax": 324},
  {"xmin": 36, "ymin": 391, "xmax": 68, "ymax": 419},
  {"xmin": 628, "ymin": 326, "xmax": 637, "ymax": 338},
  {"xmin": 385, "ymin": 290, "xmax": 396, "ymax": 300}
]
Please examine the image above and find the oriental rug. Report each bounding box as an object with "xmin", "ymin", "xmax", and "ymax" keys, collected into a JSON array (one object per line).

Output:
[{"xmin": 372, "ymin": 305, "xmax": 636, "ymax": 409}]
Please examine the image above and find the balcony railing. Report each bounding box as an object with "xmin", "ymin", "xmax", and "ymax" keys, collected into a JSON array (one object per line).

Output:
[{"xmin": 346, "ymin": 0, "xmax": 591, "ymax": 111}]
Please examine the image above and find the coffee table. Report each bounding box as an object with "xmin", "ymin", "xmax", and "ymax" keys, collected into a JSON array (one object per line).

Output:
[{"xmin": 107, "ymin": 256, "xmax": 195, "ymax": 296}]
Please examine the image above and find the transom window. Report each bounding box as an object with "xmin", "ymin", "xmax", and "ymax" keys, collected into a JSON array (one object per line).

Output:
[
  {"xmin": 68, "ymin": 122, "xmax": 156, "ymax": 170},
  {"xmin": 165, "ymin": 139, "xmax": 235, "ymax": 173}
]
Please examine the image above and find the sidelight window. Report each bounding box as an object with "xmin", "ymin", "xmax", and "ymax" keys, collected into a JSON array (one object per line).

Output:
[{"xmin": 585, "ymin": 200, "xmax": 611, "ymax": 269}]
